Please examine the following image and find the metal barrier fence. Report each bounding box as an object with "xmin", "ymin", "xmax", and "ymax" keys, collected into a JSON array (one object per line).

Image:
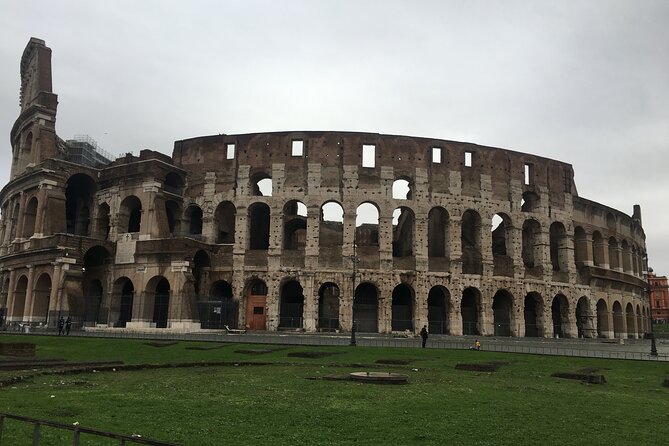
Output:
[
  {"xmin": 4, "ymin": 329, "xmax": 667, "ymax": 361},
  {"xmin": 0, "ymin": 412, "xmax": 180, "ymax": 445}
]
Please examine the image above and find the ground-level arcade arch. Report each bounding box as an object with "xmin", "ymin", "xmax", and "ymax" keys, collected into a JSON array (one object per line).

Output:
[
  {"xmin": 427, "ymin": 286, "xmax": 450, "ymax": 334},
  {"xmin": 111, "ymin": 277, "xmax": 134, "ymax": 327},
  {"xmin": 318, "ymin": 282, "xmax": 340, "ymax": 331},
  {"xmin": 524, "ymin": 292, "xmax": 544, "ymax": 337},
  {"xmin": 353, "ymin": 282, "xmax": 378, "ymax": 333},
  {"xmin": 461, "ymin": 287, "xmax": 481, "ymax": 335}
]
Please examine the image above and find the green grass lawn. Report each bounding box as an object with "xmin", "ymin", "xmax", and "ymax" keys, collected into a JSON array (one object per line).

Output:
[{"xmin": 1, "ymin": 334, "xmax": 668, "ymax": 445}]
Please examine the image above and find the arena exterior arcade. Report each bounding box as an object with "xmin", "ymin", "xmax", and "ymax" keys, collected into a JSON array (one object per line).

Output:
[{"xmin": 0, "ymin": 38, "xmax": 651, "ymax": 339}]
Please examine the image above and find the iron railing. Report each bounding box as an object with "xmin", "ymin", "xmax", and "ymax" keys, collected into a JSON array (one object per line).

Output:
[{"xmin": 0, "ymin": 412, "xmax": 181, "ymax": 445}]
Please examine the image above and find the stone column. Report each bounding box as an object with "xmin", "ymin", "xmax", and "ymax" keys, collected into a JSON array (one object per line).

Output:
[
  {"xmin": 378, "ymin": 215, "xmax": 393, "ymax": 271},
  {"xmin": 302, "ymin": 273, "xmax": 316, "ymax": 332},
  {"xmin": 22, "ymin": 265, "xmax": 35, "ymax": 322},
  {"xmin": 5, "ymin": 269, "xmax": 16, "ymax": 322}
]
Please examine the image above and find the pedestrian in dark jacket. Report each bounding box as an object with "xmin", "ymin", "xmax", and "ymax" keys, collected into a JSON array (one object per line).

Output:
[
  {"xmin": 57, "ymin": 316, "xmax": 64, "ymax": 335},
  {"xmin": 65, "ymin": 317, "xmax": 72, "ymax": 335},
  {"xmin": 420, "ymin": 325, "xmax": 429, "ymax": 348}
]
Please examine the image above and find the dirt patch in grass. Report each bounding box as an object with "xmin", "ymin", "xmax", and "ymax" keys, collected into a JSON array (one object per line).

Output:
[
  {"xmin": 186, "ymin": 344, "xmax": 227, "ymax": 351},
  {"xmin": 235, "ymin": 349, "xmax": 275, "ymax": 355},
  {"xmin": 288, "ymin": 351, "xmax": 339, "ymax": 358},
  {"xmin": 551, "ymin": 372, "xmax": 606, "ymax": 384},
  {"xmin": 375, "ymin": 359, "xmax": 413, "ymax": 365},
  {"xmin": 455, "ymin": 363, "xmax": 503, "ymax": 372},
  {"xmin": 144, "ymin": 341, "xmax": 178, "ymax": 348}
]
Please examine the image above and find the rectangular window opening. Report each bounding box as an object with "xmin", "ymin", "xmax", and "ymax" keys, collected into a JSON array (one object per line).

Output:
[
  {"xmin": 291, "ymin": 140, "xmax": 304, "ymax": 157},
  {"xmin": 226, "ymin": 143, "xmax": 235, "ymax": 160},
  {"xmin": 432, "ymin": 147, "xmax": 442, "ymax": 164},
  {"xmin": 524, "ymin": 163, "xmax": 532, "ymax": 185},
  {"xmin": 362, "ymin": 144, "xmax": 376, "ymax": 168},
  {"xmin": 464, "ymin": 151, "xmax": 472, "ymax": 167}
]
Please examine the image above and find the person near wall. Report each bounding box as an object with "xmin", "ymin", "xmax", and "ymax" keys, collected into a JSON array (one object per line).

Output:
[{"xmin": 420, "ymin": 325, "xmax": 429, "ymax": 348}]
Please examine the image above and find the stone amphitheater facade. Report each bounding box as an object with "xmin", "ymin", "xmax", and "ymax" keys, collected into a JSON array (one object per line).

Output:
[{"xmin": 0, "ymin": 38, "xmax": 651, "ymax": 339}]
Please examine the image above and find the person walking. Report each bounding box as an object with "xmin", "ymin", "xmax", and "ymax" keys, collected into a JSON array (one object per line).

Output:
[
  {"xmin": 65, "ymin": 317, "xmax": 72, "ymax": 335},
  {"xmin": 57, "ymin": 316, "xmax": 64, "ymax": 335},
  {"xmin": 420, "ymin": 325, "xmax": 429, "ymax": 348}
]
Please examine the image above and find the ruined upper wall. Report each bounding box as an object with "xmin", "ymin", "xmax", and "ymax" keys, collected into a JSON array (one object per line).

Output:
[
  {"xmin": 19, "ymin": 38, "xmax": 54, "ymax": 112},
  {"xmin": 173, "ymin": 131, "xmax": 577, "ymax": 204}
]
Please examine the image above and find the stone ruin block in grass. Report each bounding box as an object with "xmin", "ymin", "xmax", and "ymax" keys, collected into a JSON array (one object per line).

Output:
[{"xmin": 551, "ymin": 372, "xmax": 606, "ymax": 384}]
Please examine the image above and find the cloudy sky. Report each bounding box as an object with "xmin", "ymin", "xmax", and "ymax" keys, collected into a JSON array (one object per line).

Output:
[{"xmin": 1, "ymin": 1, "xmax": 668, "ymax": 272}]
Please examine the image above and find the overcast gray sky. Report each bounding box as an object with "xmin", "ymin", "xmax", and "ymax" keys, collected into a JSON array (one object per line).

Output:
[{"xmin": 1, "ymin": 0, "xmax": 668, "ymax": 273}]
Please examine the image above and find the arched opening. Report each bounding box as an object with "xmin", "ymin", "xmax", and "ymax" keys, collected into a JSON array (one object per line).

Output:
[
  {"xmin": 199, "ymin": 280, "xmax": 236, "ymax": 329},
  {"xmin": 12, "ymin": 275, "xmax": 28, "ymax": 321},
  {"xmin": 461, "ymin": 287, "xmax": 481, "ymax": 335},
  {"xmin": 214, "ymin": 201, "xmax": 236, "ymax": 244},
  {"xmin": 355, "ymin": 202, "xmax": 379, "ymax": 245},
  {"xmin": 524, "ymin": 292, "xmax": 543, "ymax": 337},
  {"xmin": 283, "ymin": 200, "xmax": 307, "ymax": 250},
  {"xmin": 551, "ymin": 294, "xmax": 569, "ymax": 338},
  {"xmin": 592, "ymin": 231, "xmax": 605, "ymax": 267},
  {"xmin": 84, "ymin": 280, "xmax": 103, "ymax": 326},
  {"xmin": 83, "ymin": 246, "xmax": 111, "ymax": 325},
  {"xmin": 22, "ymin": 197, "xmax": 38, "ymax": 238},
  {"xmin": 65, "ymin": 174, "xmax": 96, "ymax": 236},
  {"xmin": 461, "ymin": 210, "xmax": 482, "ymax": 275},
  {"xmin": 353, "ymin": 282, "xmax": 378, "ymax": 333},
  {"xmin": 522, "ymin": 219, "xmax": 542, "ymax": 273},
  {"xmin": 119, "ymin": 196, "xmax": 142, "ymax": 233},
  {"xmin": 32, "ymin": 273, "xmax": 51, "ymax": 322},
  {"xmin": 318, "ymin": 283, "xmax": 340, "ymax": 331},
  {"xmin": 152, "ymin": 277, "xmax": 170, "ymax": 329},
  {"xmin": 608, "ymin": 237, "xmax": 620, "ymax": 270},
  {"xmin": 576, "ymin": 296, "xmax": 592, "ymax": 338},
  {"xmin": 625, "ymin": 303, "xmax": 636, "ymax": 339},
  {"xmin": 550, "ymin": 222, "xmax": 568, "ymax": 272},
  {"xmin": 596, "ymin": 299, "xmax": 610, "ymax": 338},
  {"xmin": 427, "ymin": 286, "xmax": 450, "ymax": 334},
  {"xmin": 573, "ymin": 226, "xmax": 588, "ymax": 265},
  {"xmin": 427, "ymin": 207, "xmax": 449, "ymax": 261},
  {"xmin": 391, "ymin": 284, "xmax": 414, "ymax": 331},
  {"xmin": 186, "ymin": 205, "xmax": 203, "ymax": 236},
  {"xmin": 355, "ymin": 203, "xmax": 380, "ymax": 268},
  {"xmin": 319, "ymin": 202, "xmax": 344, "ymax": 266},
  {"xmin": 251, "ymin": 173, "xmax": 273, "ymax": 196},
  {"xmin": 492, "ymin": 213, "xmax": 514, "ymax": 276},
  {"xmin": 93, "ymin": 202, "xmax": 111, "ymax": 240},
  {"xmin": 392, "ymin": 207, "xmax": 415, "ymax": 259},
  {"xmin": 112, "ymin": 278, "xmax": 134, "ymax": 327},
  {"xmin": 612, "ymin": 301, "xmax": 624, "ymax": 338},
  {"xmin": 245, "ymin": 280, "xmax": 268, "ymax": 330},
  {"xmin": 279, "ymin": 280, "xmax": 304, "ymax": 329},
  {"xmin": 392, "ymin": 178, "xmax": 412, "ymax": 200},
  {"xmin": 248, "ymin": 203, "xmax": 270, "ymax": 250},
  {"xmin": 521, "ymin": 191, "xmax": 539, "ymax": 212},
  {"xmin": 492, "ymin": 289, "xmax": 513, "ymax": 336}
]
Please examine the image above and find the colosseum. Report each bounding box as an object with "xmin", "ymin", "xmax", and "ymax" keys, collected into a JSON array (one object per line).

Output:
[{"xmin": 0, "ymin": 38, "xmax": 652, "ymax": 339}]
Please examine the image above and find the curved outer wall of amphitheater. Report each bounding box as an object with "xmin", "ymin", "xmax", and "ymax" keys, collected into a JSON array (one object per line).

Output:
[{"xmin": 0, "ymin": 39, "xmax": 651, "ymax": 339}]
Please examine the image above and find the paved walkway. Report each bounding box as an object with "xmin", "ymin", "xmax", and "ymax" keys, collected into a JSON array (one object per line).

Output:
[{"xmin": 10, "ymin": 327, "xmax": 666, "ymax": 362}]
